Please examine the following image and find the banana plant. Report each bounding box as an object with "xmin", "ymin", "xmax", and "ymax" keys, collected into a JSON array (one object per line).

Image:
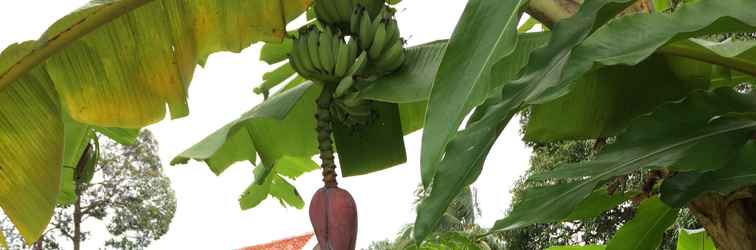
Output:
[{"xmin": 1, "ymin": 0, "xmax": 756, "ymax": 249}]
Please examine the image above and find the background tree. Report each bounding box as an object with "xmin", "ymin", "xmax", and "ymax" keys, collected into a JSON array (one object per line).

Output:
[
  {"xmin": 0, "ymin": 131, "xmax": 176, "ymax": 250},
  {"xmin": 500, "ymin": 133, "xmax": 700, "ymax": 249}
]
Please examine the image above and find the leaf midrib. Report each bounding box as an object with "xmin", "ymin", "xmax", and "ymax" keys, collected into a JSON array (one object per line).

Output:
[{"xmin": 0, "ymin": 0, "xmax": 154, "ymax": 92}]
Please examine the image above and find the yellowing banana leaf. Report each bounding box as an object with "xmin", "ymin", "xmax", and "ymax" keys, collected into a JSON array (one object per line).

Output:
[
  {"xmin": 2, "ymin": 0, "xmax": 309, "ymax": 128},
  {"xmin": 0, "ymin": 0, "xmax": 309, "ymax": 243},
  {"xmin": 0, "ymin": 43, "xmax": 62, "ymax": 243}
]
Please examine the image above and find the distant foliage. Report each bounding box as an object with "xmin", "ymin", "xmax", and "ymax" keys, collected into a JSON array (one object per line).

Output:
[{"xmin": 0, "ymin": 131, "xmax": 176, "ymax": 250}]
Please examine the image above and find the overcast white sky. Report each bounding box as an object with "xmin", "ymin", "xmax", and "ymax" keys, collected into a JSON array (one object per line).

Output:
[{"xmin": 0, "ymin": 1, "xmax": 532, "ymax": 249}]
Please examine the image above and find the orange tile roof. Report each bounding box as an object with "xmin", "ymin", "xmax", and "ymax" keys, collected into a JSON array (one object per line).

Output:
[{"xmin": 239, "ymin": 233, "xmax": 314, "ymax": 250}]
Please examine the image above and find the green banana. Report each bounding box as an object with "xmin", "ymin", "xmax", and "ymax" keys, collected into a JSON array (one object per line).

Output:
[
  {"xmin": 334, "ymin": 42, "xmax": 351, "ymax": 77},
  {"xmin": 368, "ymin": 21, "xmax": 387, "ymax": 60},
  {"xmin": 333, "ymin": 0, "xmax": 352, "ymax": 23},
  {"xmin": 348, "ymin": 51, "xmax": 368, "ymax": 76},
  {"xmin": 375, "ymin": 38, "xmax": 402, "ymax": 70},
  {"xmin": 347, "ymin": 38, "xmax": 359, "ymax": 63},
  {"xmin": 319, "ymin": 28, "xmax": 335, "ymax": 73},
  {"xmin": 358, "ymin": 10, "xmax": 372, "ymax": 49},
  {"xmin": 332, "ymin": 31, "xmax": 341, "ymax": 62},
  {"xmin": 354, "ymin": 0, "xmax": 383, "ymax": 18},
  {"xmin": 382, "ymin": 46, "xmax": 405, "ymax": 72},
  {"xmin": 314, "ymin": 0, "xmax": 334, "ymax": 24},
  {"xmin": 307, "ymin": 29, "xmax": 323, "ymax": 72},
  {"xmin": 334, "ymin": 76, "xmax": 354, "ymax": 98},
  {"xmin": 321, "ymin": 0, "xmax": 342, "ymax": 25},
  {"xmin": 295, "ymin": 32, "xmax": 317, "ymax": 74},
  {"xmin": 289, "ymin": 56, "xmax": 311, "ymax": 79},
  {"xmin": 350, "ymin": 6, "xmax": 362, "ymax": 35},
  {"xmin": 385, "ymin": 19, "xmax": 399, "ymax": 44}
]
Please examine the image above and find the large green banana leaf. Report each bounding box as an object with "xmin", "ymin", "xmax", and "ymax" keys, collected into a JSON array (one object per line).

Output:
[
  {"xmin": 420, "ymin": 0, "xmax": 756, "ymax": 236},
  {"xmin": 526, "ymin": 38, "xmax": 756, "ymax": 141},
  {"xmin": 0, "ymin": 0, "xmax": 309, "ymax": 243},
  {"xmin": 532, "ymin": 0, "xmax": 756, "ymax": 104},
  {"xmin": 414, "ymin": 0, "xmax": 639, "ymax": 243},
  {"xmin": 493, "ymin": 88, "xmax": 756, "ymax": 232},
  {"xmin": 420, "ymin": 0, "xmax": 529, "ymax": 187}
]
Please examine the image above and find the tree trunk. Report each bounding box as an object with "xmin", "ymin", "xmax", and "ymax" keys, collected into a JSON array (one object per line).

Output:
[
  {"xmin": 688, "ymin": 187, "xmax": 756, "ymax": 250},
  {"xmin": 72, "ymin": 144, "xmax": 90, "ymax": 250},
  {"xmin": 73, "ymin": 183, "xmax": 82, "ymax": 250}
]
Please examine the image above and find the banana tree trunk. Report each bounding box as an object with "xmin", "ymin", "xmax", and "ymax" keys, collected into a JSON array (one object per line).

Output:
[{"xmin": 688, "ymin": 187, "xmax": 756, "ymax": 250}]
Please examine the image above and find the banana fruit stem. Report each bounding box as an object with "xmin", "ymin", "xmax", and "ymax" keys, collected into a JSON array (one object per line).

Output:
[{"xmin": 316, "ymin": 84, "xmax": 338, "ymax": 187}]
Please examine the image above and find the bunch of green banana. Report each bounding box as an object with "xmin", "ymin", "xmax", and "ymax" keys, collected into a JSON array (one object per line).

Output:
[
  {"xmin": 314, "ymin": 0, "xmax": 383, "ymax": 30},
  {"xmin": 288, "ymin": 27, "xmax": 363, "ymax": 83},
  {"xmin": 332, "ymin": 52, "xmax": 374, "ymax": 128},
  {"xmin": 350, "ymin": 7, "xmax": 405, "ymax": 74}
]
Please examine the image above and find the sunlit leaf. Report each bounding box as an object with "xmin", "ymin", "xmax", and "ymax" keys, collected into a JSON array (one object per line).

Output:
[
  {"xmin": 0, "ymin": 44, "xmax": 62, "ymax": 243},
  {"xmin": 269, "ymin": 175, "xmax": 305, "ymax": 209},
  {"xmin": 606, "ymin": 197, "xmax": 679, "ymax": 250},
  {"xmin": 273, "ymin": 156, "xmax": 319, "ymax": 180},
  {"xmin": 95, "ymin": 127, "xmax": 140, "ymax": 145},
  {"xmin": 676, "ymin": 228, "xmax": 716, "ymax": 250}
]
